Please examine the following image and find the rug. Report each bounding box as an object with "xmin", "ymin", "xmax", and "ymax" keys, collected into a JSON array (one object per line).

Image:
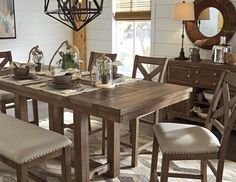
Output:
[{"xmin": 0, "ymin": 111, "xmax": 236, "ymax": 182}]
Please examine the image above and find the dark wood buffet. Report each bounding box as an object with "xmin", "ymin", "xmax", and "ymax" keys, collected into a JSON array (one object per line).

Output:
[{"xmin": 166, "ymin": 59, "xmax": 236, "ymax": 130}]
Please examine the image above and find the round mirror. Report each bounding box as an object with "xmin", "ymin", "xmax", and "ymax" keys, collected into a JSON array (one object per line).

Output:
[
  {"xmin": 185, "ymin": 0, "xmax": 236, "ymax": 50},
  {"xmin": 197, "ymin": 7, "xmax": 223, "ymax": 37}
]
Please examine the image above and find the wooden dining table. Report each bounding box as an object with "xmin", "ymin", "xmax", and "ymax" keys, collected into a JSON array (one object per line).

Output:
[{"xmin": 0, "ymin": 74, "xmax": 192, "ymax": 181}]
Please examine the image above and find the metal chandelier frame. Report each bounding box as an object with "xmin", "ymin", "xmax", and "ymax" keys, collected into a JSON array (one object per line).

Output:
[{"xmin": 44, "ymin": 0, "xmax": 104, "ymax": 31}]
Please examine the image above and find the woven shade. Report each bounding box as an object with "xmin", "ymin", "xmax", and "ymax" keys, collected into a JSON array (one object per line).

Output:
[{"xmin": 115, "ymin": 0, "xmax": 151, "ymax": 20}]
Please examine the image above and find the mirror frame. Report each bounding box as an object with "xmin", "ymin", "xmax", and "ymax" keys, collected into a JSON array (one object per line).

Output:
[{"xmin": 185, "ymin": 0, "xmax": 236, "ymax": 50}]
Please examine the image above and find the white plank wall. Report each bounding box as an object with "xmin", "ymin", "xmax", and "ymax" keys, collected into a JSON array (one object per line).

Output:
[
  {"xmin": 86, "ymin": 0, "xmax": 236, "ymax": 61},
  {"xmin": 0, "ymin": 0, "xmax": 72, "ymax": 65},
  {"xmin": 86, "ymin": 0, "xmax": 113, "ymax": 64}
]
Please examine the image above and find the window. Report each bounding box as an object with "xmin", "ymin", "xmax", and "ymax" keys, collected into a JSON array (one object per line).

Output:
[{"xmin": 114, "ymin": 0, "xmax": 151, "ymax": 76}]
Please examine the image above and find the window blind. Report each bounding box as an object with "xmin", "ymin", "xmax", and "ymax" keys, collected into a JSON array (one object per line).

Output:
[{"xmin": 115, "ymin": 0, "xmax": 151, "ymax": 20}]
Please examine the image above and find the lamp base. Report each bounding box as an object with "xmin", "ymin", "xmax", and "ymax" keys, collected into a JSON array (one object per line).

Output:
[{"xmin": 175, "ymin": 49, "xmax": 189, "ymax": 60}]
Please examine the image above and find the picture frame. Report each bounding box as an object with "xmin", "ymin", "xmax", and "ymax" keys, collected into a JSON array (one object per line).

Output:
[{"xmin": 0, "ymin": 0, "xmax": 16, "ymax": 39}]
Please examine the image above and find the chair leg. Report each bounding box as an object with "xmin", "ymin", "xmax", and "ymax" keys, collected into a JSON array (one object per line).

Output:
[
  {"xmin": 62, "ymin": 147, "xmax": 72, "ymax": 182},
  {"xmin": 130, "ymin": 118, "xmax": 139, "ymax": 167},
  {"xmin": 88, "ymin": 115, "xmax": 92, "ymax": 131},
  {"xmin": 216, "ymin": 158, "xmax": 225, "ymax": 182},
  {"xmin": 17, "ymin": 164, "xmax": 29, "ymax": 182},
  {"xmin": 0, "ymin": 101, "xmax": 6, "ymax": 113},
  {"xmin": 150, "ymin": 136, "xmax": 159, "ymax": 182},
  {"xmin": 102, "ymin": 119, "xmax": 107, "ymax": 155},
  {"xmin": 32, "ymin": 99, "xmax": 39, "ymax": 125},
  {"xmin": 160, "ymin": 155, "xmax": 169, "ymax": 182},
  {"xmin": 201, "ymin": 160, "xmax": 207, "ymax": 182}
]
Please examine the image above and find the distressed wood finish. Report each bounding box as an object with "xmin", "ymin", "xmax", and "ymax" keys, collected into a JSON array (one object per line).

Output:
[
  {"xmin": 151, "ymin": 71, "xmax": 236, "ymax": 182},
  {"xmin": 166, "ymin": 59, "xmax": 236, "ymax": 130},
  {"xmin": 0, "ymin": 51, "xmax": 14, "ymax": 113},
  {"xmin": 125, "ymin": 55, "xmax": 168, "ymax": 167},
  {"xmin": 0, "ymin": 76, "xmax": 192, "ymax": 181}
]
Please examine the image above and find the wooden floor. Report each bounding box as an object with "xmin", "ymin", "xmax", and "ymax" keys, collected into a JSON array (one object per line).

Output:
[{"xmin": 6, "ymin": 100, "xmax": 236, "ymax": 162}]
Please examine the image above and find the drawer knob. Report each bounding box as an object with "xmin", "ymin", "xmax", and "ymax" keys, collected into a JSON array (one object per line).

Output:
[
  {"xmin": 195, "ymin": 80, "xmax": 199, "ymax": 84},
  {"xmin": 213, "ymin": 82, "xmax": 216, "ymax": 86},
  {"xmin": 213, "ymin": 73, "xmax": 217, "ymax": 76},
  {"xmin": 195, "ymin": 70, "xmax": 199, "ymax": 74},
  {"xmin": 186, "ymin": 74, "xmax": 190, "ymax": 78}
]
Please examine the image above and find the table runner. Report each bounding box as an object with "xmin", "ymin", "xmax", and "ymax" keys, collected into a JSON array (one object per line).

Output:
[{"xmin": 0, "ymin": 75, "xmax": 140, "ymax": 97}]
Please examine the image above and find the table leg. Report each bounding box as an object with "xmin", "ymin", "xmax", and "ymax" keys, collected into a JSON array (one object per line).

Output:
[
  {"xmin": 107, "ymin": 121, "xmax": 120, "ymax": 177},
  {"xmin": 14, "ymin": 95, "xmax": 28, "ymax": 121},
  {"xmin": 48, "ymin": 104, "xmax": 64, "ymax": 134},
  {"xmin": 130, "ymin": 118, "xmax": 139, "ymax": 167},
  {"xmin": 73, "ymin": 109, "xmax": 89, "ymax": 182}
]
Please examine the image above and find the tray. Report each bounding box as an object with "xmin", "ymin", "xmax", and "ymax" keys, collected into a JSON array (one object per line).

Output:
[{"xmin": 48, "ymin": 81, "xmax": 79, "ymax": 89}]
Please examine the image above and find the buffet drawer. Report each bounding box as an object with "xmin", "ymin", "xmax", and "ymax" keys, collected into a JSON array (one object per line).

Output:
[{"xmin": 192, "ymin": 68, "xmax": 221, "ymax": 89}]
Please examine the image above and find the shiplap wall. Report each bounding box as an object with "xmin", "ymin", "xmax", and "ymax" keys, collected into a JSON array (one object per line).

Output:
[
  {"xmin": 0, "ymin": 0, "xmax": 72, "ymax": 64},
  {"xmin": 154, "ymin": 0, "xmax": 236, "ymax": 59},
  {"xmin": 86, "ymin": 0, "xmax": 236, "ymax": 61},
  {"xmin": 86, "ymin": 0, "xmax": 113, "ymax": 62}
]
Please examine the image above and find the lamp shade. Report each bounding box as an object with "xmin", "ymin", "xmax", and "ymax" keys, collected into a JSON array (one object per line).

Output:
[{"xmin": 173, "ymin": 2, "xmax": 195, "ymax": 21}]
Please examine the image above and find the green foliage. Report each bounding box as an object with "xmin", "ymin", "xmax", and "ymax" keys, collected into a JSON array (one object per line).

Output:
[{"xmin": 58, "ymin": 51, "xmax": 76, "ymax": 69}]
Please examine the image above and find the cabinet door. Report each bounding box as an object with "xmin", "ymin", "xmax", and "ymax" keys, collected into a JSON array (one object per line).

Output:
[
  {"xmin": 192, "ymin": 68, "xmax": 221, "ymax": 89},
  {"xmin": 167, "ymin": 66, "xmax": 191, "ymax": 86}
]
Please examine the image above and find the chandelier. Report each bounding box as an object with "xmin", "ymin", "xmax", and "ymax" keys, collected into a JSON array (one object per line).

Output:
[{"xmin": 44, "ymin": 0, "xmax": 104, "ymax": 31}]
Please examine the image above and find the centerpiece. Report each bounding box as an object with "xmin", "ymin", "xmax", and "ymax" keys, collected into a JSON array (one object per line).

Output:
[{"xmin": 28, "ymin": 45, "xmax": 44, "ymax": 72}]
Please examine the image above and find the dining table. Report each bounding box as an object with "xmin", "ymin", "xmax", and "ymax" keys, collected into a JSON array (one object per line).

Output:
[{"xmin": 0, "ymin": 73, "xmax": 192, "ymax": 181}]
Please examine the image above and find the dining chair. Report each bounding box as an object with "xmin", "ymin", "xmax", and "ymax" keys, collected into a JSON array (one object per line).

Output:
[
  {"xmin": 0, "ymin": 51, "xmax": 39, "ymax": 125},
  {"xmin": 150, "ymin": 70, "xmax": 236, "ymax": 182},
  {"xmin": 83, "ymin": 51, "xmax": 118, "ymax": 155},
  {"xmin": 122, "ymin": 55, "xmax": 168, "ymax": 167},
  {"xmin": 0, "ymin": 51, "xmax": 15, "ymax": 113}
]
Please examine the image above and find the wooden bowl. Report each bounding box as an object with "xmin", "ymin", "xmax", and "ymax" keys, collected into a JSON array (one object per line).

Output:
[
  {"xmin": 13, "ymin": 66, "xmax": 29, "ymax": 76},
  {"xmin": 53, "ymin": 73, "xmax": 72, "ymax": 85}
]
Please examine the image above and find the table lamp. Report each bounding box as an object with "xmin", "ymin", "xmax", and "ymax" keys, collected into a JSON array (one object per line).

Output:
[{"xmin": 173, "ymin": 1, "xmax": 195, "ymax": 60}]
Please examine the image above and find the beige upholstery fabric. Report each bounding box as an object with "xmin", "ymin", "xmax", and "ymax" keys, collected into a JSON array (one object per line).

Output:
[
  {"xmin": 0, "ymin": 113, "xmax": 72, "ymax": 164},
  {"xmin": 0, "ymin": 90, "xmax": 14, "ymax": 101},
  {"xmin": 153, "ymin": 123, "xmax": 220, "ymax": 154}
]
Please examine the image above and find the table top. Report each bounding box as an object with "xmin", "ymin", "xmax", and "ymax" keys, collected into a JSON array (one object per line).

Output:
[{"xmin": 0, "ymin": 75, "xmax": 192, "ymax": 122}]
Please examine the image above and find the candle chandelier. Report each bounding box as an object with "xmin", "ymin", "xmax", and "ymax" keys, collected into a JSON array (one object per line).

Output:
[{"xmin": 44, "ymin": 0, "xmax": 104, "ymax": 31}]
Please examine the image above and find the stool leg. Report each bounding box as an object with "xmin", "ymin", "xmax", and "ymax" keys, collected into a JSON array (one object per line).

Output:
[
  {"xmin": 17, "ymin": 164, "xmax": 28, "ymax": 182},
  {"xmin": 0, "ymin": 101, "xmax": 6, "ymax": 113},
  {"xmin": 102, "ymin": 119, "xmax": 107, "ymax": 155},
  {"xmin": 32, "ymin": 99, "xmax": 39, "ymax": 125},
  {"xmin": 62, "ymin": 147, "xmax": 72, "ymax": 182}
]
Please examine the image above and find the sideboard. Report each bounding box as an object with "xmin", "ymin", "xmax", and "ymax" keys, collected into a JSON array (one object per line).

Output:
[{"xmin": 166, "ymin": 59, "xmax": 236, "ymax": 130}]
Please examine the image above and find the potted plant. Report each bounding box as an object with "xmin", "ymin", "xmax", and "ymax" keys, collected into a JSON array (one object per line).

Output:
[{"xmin": 96, "ymin": 56, "xmax": 113, "ymax": 84}]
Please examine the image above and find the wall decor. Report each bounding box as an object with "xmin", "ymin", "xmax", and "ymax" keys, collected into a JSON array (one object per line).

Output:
[{"xmin": 0, "ymin": 0, "xmax": 16, "ymax": 39}]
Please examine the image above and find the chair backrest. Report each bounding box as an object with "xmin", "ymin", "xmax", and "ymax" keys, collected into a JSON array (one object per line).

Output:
[
  {"xmin": 206, "ymin": 71, "xmax": 236, "ymax": 155},
  {"xmin": 132, "ymin": 55, "xmax": 168, "ymax": 83},
  {"xmin": 0, "ymin": 51, "xmax": 12, "ymax": 71},
  {"xmin": 88, "ymin": 51, "xmax": 117, "ymax": 72}
]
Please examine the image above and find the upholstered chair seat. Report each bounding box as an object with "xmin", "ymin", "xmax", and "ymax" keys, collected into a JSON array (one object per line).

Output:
[
  {"xmin": 0, "ymin": 90, "xmax": 14, "ymax": 101},
  {"xmin": 153, "ymin": 123, "xmax": 220, "ymax": 155},
  {"xmin": 0, "ymin": 113, "xmax": 72, "ymax": 181}
]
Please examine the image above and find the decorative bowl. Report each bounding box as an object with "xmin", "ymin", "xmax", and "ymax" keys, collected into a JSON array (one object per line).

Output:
[
  {"xmin": 13, "ymin": 66, "xmax": 29, "ymax": 76},
  {"xmin": 53, "ymin": 73, "xmax": 72, "ymax": 85},
  {"xmin": 203, "ymin": 90, "xmax": 214, "ymax": 102}
]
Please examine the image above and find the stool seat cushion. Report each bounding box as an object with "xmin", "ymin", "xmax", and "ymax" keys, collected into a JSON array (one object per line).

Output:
[
  {"xmin": 0, "ymin": 90, "xmax": 14, "ymax": 101},
  {"xmin": 0, "ymin": 113, "xmax": 72, "ymax": 164},
  {"xmin": 153, "ymin": 123, "xmax": 220, "ymax": 155}
]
